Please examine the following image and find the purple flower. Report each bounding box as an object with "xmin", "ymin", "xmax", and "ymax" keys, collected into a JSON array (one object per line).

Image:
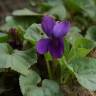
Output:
[{"xmin": 36, "ymin": 16, "xmax": 70, "ymax": 58}]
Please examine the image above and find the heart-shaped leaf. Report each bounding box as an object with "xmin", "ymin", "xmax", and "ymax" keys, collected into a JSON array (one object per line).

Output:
[
  {"xmin": 64, "ymin": 0, "xmax": 96, "ymax": 20},
  {"xmin": 70, "ymin": 57, "xmax": 96, "ymax": 91},
  {"xmin": 24, "ymin": 24, "xmax": 46, "ymax": 44},
  {"xmin": 19, "ymin": 71, "xmax": 63, "ymax": 96},
  {"xmin": 86, "ymin": 26, "xmax": 96, "ymax": 41},
  {"xmin": 12, "ymin": 8, "xmax": 41, "ymax": 16},
  {"xmin": 48, "ymin": 4, "xmax": 67, "ymax": 20},
  {"xmin": 0, "ymin": 43, "xmax": 37, "ymax": 75}
]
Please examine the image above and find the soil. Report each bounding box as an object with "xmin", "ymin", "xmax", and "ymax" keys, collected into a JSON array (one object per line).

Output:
[
  {"xmin": 0, "ymin": 72, "xmax": 22, "ymax": 96},
  {"xmin": 0, "ymin": 0, "xmax": 29, "ymax": 25},
  {"xmin": 61, "ymin": 82, "xmax": 96, "ymax": 96}
]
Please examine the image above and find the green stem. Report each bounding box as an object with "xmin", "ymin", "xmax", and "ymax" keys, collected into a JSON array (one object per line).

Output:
[
  {"xmin": 63, "ymin": 73, "xmax": 71, "ymax": 84},
  {"xmin": 60, "ymin": 56, "xmax": 74, "ymax": 84},
  {"xmin": 46, "ymin": 60, "xmax": 52, "ymax": 79},
  {"xmin": 63, "ymin": 56, "xmax": 74, "ymax": 74}
]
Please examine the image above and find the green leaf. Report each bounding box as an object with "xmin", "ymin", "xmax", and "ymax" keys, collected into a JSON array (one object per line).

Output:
[
  {"xmin": 68, "ymin": 47, "xmax": 91, "ymax": 62},
  {"xmin": 12, "ymin": 8, "xmax": 41, "ymax": 16},
  {"xmin": 5, "ymin": 15, "xmax": 41, "ymax": 30},
  {"xmin": 66, "ymin": 26, "xmax": 95, "ymax": 63},
  {"xmin": 6, "ymin": 54, "xmax": 30, "ymax": 75},
  {"xmin": 86, "ymin": 26, "xmax": 96, "ymax": 41},
  {"xmin": 0, "ymin": 43, "xmax": 37, "ymax": 75},
  {"xmin": 64, "ymin": 0, "xmax": 96, "ymax": 20},
  {"xmin": 81, "ymin": 0, "xmax": 96, "ymax": 20},
  {"xmin": 19, "ymin": 71, "xmax": 63, "ymax": 96},
  {"xmin": 68, "ymin": 38, "xmax": 95, "ymax": 62},
  {"xmin": 5, "ymin": 16, "xmax": 17, "ymax": 27},
  {"xmin": 0, "ymin": 43, "xmax": 13, "ymax": 56},
  {"xmin": 24, "ymin": 23, "xmax": 46, "ymax": 44},
  {"xmin": 70, "ymin": 26, "xmax": 81, "ymax": 33},
  {"xmin": 0, "ymin": 33, "xmax": 8, "ymax": 42},
  {"xmin": 42, "ymin": 79, "xmax": 60, "ymax": 94},
  {"xmin": 70, "ymin": 57, "xmax": 96, "ymax": 91},
  {"xmin": 94, "ymin": 0, "xmax": 96, "ymax": 4},
  {"xmin": 42, "ymin": 87, "xmax": 52, "ymax": 96},
  {"xmin": 59, "ymin": 56, "xmax": 75, "ymax": 83},
  {"xmin": 65, "ymin": 27, "xmax": 95, "ymax": 62},
  {"xmin": 63, "ymin": 39, "xmax": 71, "ymax": 60},
  {"xmin": 39, "ymin": 0, "xmax": 67, "ymax": 20},
  {"xmin": 59, "ymin": 56, "xmax": 74, "ymax": 74},
  {"xmin": 28, "ymin": 87, "xmax": 45, "ymax": 96},
  {"xmin": 44, "ymin": 0, "xmax": 62, "ymax": 7},
  {"xmin": 5, "ymin": 16, "xmax": 31, "ymax": 29},
  {"xmin": 48, "ymin": 4, "xmax": 67, "ymax": 20},
  {"xmin": 14, "ymin": 49, "xmax": 37, "ymax": 67},
  {"xmin": 74, "ymin": 38, "xmax": 95, "ymax": 49},
  {"xmin": 66, "ymin": 26, "xmax": 82, "ymax": 45},
  {"xmin": 19, "ymin": 71, "xmax": 41, "ymax": 95},
  {"xmin": 63, "ymin": 0, "xmax": 82, "ymax": 12}
]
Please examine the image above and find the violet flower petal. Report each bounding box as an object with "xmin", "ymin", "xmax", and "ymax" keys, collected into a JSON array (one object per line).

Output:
[
  {"xmin": 36, "ymin": 38, "xmax": 50, "ymax": 54},
  {"xmin": 48, "ymin": 39, "xmax": 64, "ymax": 58},
  {"xmin": 41, "ymin": 16, "xmax": 55, "ymax": 37},
  {"xmin": 53, "ymin": 21, "xmax": 70, "ymax": 38}
]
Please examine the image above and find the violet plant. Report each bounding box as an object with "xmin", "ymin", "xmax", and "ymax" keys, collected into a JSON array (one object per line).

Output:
[
  {"xmin": 0, "ymin": 0, "xmax": 96, "ymax": 96},
  {"xmin": 36, "ymin": 16, "xmax": 70, "ymax": 58},
  {"xmin": 36, "ymin": 16, "xmax": 70, "ymax": 80},
  {"xmin": 0, "ymin": 14, "xmax": 96, "ymax": 96}
]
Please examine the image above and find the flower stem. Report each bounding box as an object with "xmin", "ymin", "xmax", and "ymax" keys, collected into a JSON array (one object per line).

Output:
[
  {"xmin": 60, "ymin": 56, "xmax": 74, "ymax": 84},
  {"xmin": 63, "ymin": 73, "xmax": 71, "ymax": 84},
  {"xmin": 46, "ymin": 61, "xmax": 52, "ymax": 79}
]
